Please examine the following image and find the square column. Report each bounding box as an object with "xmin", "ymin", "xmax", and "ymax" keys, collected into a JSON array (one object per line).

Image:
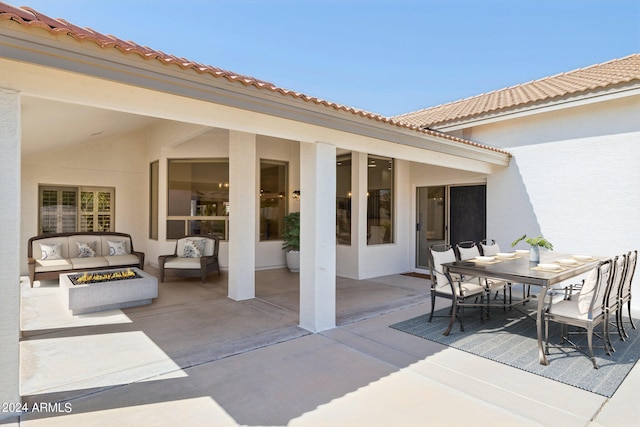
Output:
[
  {"xmin": 354, "ymin": 151, "xmax": 368, "ymax": 279},
  {"xmin": 0, "ymin": 89, "xmax": 21, "ymax": 416},
  {"xmin": 299, "ymin": 141, "xmax": 336, "ymax": 332},
  {"xmin": 228, "ymin": 130, "xmax": 256, "ymax": 300}
]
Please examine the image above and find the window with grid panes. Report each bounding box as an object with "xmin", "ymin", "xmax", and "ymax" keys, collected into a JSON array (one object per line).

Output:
[{"xmin": 38, "ymin": 186, "xmax": 114, "ymax": 234}]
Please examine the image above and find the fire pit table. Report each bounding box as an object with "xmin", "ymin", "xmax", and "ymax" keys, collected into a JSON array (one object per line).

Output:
[{"xmin": 59, "ymin": 267, "xmax": 158, "ymax": 315}]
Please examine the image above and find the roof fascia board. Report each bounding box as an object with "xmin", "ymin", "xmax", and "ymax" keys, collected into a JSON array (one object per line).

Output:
[
  {"xmin": 432, "ymin": 84, "xmax": 640, "ymax": 132},
  {"xmin": 0, "ymin": 26, "xmax": 509, "ymax": 166}
]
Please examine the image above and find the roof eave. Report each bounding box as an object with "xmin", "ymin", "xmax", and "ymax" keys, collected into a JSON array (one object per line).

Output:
[
  {"xmin": 428, "ymin": 81, "xmax": 640, "ymax": 132},
  {"xmin": 0, "ymin": 15, "xmax": 511, "ymax": 166}
]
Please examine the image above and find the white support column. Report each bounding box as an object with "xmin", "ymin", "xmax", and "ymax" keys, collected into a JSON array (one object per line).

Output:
[
  {"xmin": 0, "ymin": 89, "xmax": 21, "ymax": 418},
  {"xmin": 228, "ymin": 130, "xmax": 256, "ymax": 300},
  {"xmin": 299, "ymin": 141, "xmax": 336, "ymax": 332},
  {"xmin": 353, "ymin": 151, "xmax": 368, "ymax": 279}
]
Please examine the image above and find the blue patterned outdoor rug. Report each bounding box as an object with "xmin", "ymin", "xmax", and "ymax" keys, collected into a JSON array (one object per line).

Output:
[{"xmin": 390, "ymin": 305, "xmax": 640, "ymax": 397}]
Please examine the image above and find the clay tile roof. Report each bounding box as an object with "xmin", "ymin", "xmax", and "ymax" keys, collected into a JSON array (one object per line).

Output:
[
  {"xmin": 0, "ymin": 2, "xmax": 511, "ymax": 157},
  {"xmin": 394, "ymin": 54, "xmax": 640, "ymax": 128}
]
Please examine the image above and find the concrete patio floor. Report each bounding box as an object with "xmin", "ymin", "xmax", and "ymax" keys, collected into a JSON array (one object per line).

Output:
[{"xmin": 7, "ymin": 268, "xmax": 640, "ymax": 426}]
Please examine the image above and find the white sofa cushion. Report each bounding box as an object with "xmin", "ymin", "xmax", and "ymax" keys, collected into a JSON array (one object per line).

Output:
[
  {"xmin": 35, "ymin": 258, "xmax": 73, "ymax": 272},
  {"xmin": 71, "ymin": 257, "xmax": 109, "ymax": 269},
  {"xmin": 105, "ymin": 254, "xmax": 140, "ymax": 267}
]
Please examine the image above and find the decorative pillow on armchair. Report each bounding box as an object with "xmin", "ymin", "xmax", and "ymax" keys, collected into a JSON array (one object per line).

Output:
[
  {"xmin": 40, "ymin": 243, "xmax": 63, "ymax": 260},
  {"xmin": 183, "ymin": 239, "xmax": 206, "ymax": 258},
  {"xmin": 108, "ymin": 240, "xmax": 128, "ymax": 256},
  {"xmin": 76, "ymin": 241, "xmax": 96, "ymax": 258}
]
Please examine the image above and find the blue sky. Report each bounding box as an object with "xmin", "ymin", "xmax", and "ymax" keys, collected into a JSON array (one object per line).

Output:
[{"xmin": 18, "ymin": 0, "xmax": 640, "ymax": 116}]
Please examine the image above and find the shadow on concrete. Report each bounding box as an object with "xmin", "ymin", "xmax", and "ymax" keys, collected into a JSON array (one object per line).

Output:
[{"xmin": 19, "ymin": 268, "xmax": 446, "ymax": 426}]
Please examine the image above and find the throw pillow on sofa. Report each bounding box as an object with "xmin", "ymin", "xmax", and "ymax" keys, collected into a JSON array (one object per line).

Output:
[
  {"xmin": 108, "ymin": 240, "xmax": 128, "ymax": 256},
  {"xmin": 76, "ymin": 241, "xmax": 96, "ymax": 258},
  {"xmin": 40, "ymin": 243, "xmax": 63, "ymax": 260}
]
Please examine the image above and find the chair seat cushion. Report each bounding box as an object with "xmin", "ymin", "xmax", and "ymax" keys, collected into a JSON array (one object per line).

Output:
[
  {"xmin": 164, "ymin": 257, "xmax": 201, "ymax": 269},
  {"xmin": 549, "ymin": 299, "xmax": 602, "ymax": 320},
  {"xmin": 485, "ymin": 278, "xmax": 507, "ymax": 290},
  {"xmin": 437, "ymin": 281, "xmax": 485, "ymax": 298}
]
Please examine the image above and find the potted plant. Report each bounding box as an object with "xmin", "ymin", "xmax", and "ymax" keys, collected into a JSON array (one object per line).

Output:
[
  {"xmin": 511, "ymin": 234, "xmax": 553, "ymax": 262},
  {"xmin": 282, "ymin": 212, "xmax": 300, "ymax": 272}
]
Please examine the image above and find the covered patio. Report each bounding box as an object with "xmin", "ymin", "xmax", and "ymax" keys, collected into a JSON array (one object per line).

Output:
[{"xmin": 17, "ymin": 270, "xmax": 639, "ymax": 426}]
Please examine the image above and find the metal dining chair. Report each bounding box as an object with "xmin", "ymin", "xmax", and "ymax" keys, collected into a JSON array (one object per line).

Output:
[
  {"xmin": 617, "ymin": 250, "xmax": 637, "ymax": 340},
  {"xmin": 602, "ymin": 254, "xmax": 627, "ymax": 354},
  {"xmin": 428, "ymin": 245, "xmax": 486, "ymax": 335},
  {"xmin": 481, "ymin": 238, "xmax": 527, "ymax": 305},
  {"xmin": 457, "ymin": 240, "xmax": 509, "ymax": 314},
  {"xmin": 455, "ymin": 240, "xmax": 480, "ymax": 261},
  {"xmin": 545, "ymin": 259, "xmax": 613, "ymax": 369}
]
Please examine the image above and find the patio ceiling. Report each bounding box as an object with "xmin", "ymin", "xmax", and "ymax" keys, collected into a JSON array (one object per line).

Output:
[{"xmin": 21, "ymin": 96, "xmax": 158, "ymax": 156}]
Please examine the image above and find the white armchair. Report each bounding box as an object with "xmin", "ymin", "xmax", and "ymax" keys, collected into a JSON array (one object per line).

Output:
[{"xmin": 158, "ymin": 235, "xmax": 220, "ymax": 283}]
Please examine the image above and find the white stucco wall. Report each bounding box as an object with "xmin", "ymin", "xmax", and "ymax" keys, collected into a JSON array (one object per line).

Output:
[
  {"xmin": 0, "ymin": 89, "xmax": 21, "ymax": 416},
  {"xmin": 21, "ymin": 130, "xmax": 149, "ymax": 276},
  {"xmin": 469, "ymin": 95, "xmax": 640, "ymax": 309}
]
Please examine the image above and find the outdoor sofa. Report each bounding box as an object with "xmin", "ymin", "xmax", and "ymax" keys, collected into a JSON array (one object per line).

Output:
[{"xmin": 27, "ymin": 232, "xmax": 145, "ymax": 287}]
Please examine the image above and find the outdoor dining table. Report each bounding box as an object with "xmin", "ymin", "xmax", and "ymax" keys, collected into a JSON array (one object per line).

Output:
[{"xmin": 442, "ymin": 251, "xmax": 603, "ymax": 365}]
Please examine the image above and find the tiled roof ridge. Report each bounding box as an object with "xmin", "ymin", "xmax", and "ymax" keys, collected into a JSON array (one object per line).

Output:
[
  {"xmin": 0, "ymin": 2, "xmax": 510, "ymax": 156},
  {"xmin": 395, "ymin": 53, "xmax": 640, "ymax": 126}
]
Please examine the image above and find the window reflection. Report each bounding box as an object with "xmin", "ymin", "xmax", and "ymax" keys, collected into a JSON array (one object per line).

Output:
[
  {"xmin": 367, "ymin": 155, "xmax": 394, "ymax": 245},
  {"xmin": 167, "ymin": 159, "xmax": 229, "ymax": 240},
  {"xmin": 260, "ymin": 160, "xmax": 288, "ymax": 241},
  {"xmin": 336, "ymin": 154, "xmax": 352, "ymax": 245}
]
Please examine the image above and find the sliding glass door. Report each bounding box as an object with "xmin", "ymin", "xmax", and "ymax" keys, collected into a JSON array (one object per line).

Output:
[
  {"xmin": 416, "ymin": 186, "xmax": 446, "ymax": 269},
  {"xmin": 416, "ymin": 184, "xmax": 486, "ymax": 269}
]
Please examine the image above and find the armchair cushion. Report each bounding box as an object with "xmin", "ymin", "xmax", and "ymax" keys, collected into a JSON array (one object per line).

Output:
[
  {"xmin": 164, "ymin": 257, "xmax": 201, "ymax": 269},
  {"xmin": 181, "ymin": 239, "xmax": 206, "ymax": 258}
]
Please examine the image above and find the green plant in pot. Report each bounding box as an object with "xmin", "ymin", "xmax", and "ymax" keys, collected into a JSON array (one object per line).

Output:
[
  {"xmin": 282, "ymin": 212, "xmax": 300, "ymax": 272},
  {"xmin": 511, "ymin": 234, "xmax": 553, "ymax": 262}
]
